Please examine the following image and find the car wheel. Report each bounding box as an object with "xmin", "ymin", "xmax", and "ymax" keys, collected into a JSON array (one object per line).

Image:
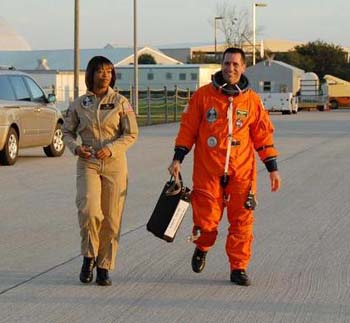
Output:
[
  {"xmin": 0, "ymin": 128, "xmax": 19, "ymax": 165},
  {"xmin": 43, "ymin": 123, "xmax": 65, "ymax": 157},
  {"xmin": 330, "ymin": 100, "xmax": 338, "ymax": 109}
]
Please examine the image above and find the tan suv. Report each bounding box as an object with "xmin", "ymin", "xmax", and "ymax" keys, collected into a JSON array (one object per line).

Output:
[{"xmin": 0, "ymin": 68, "xmax": 65, "ymax": 165}]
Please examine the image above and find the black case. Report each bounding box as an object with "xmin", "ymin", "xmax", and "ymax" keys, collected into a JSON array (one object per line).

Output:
[{"xmin": 147, "ymin": 178, "xmax": 191, "ymax": 242}]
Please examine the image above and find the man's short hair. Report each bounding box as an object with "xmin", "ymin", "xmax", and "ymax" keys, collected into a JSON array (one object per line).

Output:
[
  {"xmin": 85, "ymin": 56, "xmax": 116, "ymax": 91},
  {"xmin": 222, "ymin": 47, "xmax": 246, "ymax": 64}
]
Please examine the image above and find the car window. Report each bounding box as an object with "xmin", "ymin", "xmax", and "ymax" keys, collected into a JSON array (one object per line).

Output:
[
  {"xmin": 24, "ymin": 76, "xmax": 46, "ymax": 101},
  {"xmin": 9, "ymin": 76, "xmax": 31, "ymax": 101},
  {"xmin": 0, "ymin": 75, "xmax": 16, "ymax": 100}
]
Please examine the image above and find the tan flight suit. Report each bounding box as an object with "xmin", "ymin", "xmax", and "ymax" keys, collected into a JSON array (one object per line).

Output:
[{"xmin": 63, "ymin": 87, "xmax": 138, "ymax": 270}]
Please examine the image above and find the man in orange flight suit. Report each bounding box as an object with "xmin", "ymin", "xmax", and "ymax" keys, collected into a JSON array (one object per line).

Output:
[{"xmin": 168, "ymin": 47, "xmax": 281, "ymax": 286}]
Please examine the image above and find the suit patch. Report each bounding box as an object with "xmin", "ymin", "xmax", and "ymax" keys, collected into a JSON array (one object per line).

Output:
[
  {"xmin": 100, "ymin": 103, "xmax": 115, "ymax": 110},
  {"xmin": 207, "ymin": 136, "xmax": 217, "ymax": 147},
  {"xmin": 236, "ymin": 110, "xmax": 248, "ymax": 117},
  {"xmin": 124, "ymin": 102, "xmax": 134, "ymax": 112},
  {"xmin": 235, "ymin": 119, "xmax": 243, "ymax": 128},
  {"xmin": 82, "ymin": 96, "xmax": 93, "ymax": 108},
  {"xmin": 206, "ymin": 107, "xmax": 217, "ymax": 123}
]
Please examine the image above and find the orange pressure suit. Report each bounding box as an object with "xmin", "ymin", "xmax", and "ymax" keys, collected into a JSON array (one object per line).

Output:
[{"xmin": 174, "ymin": 73, "xmax": 278, "ymax": 270}]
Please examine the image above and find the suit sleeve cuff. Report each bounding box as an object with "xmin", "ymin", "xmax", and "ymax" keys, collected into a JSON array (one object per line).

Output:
[
  {"xmin": 264, "ymin": 157, "xmax": 278, "ymax": 172},
  {"xmin": 173, "ymin": 146, "xmax": 189, "ymax": 163}
]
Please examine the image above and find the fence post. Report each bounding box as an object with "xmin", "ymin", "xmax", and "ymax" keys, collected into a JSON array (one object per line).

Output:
[
  {"xmin": 174, "ymin": 85, "xmax": 178, "ymax": 121},
  {"xmin": 129, "ymin": 84, "xmax": 133, "ymax": 104},
  {"xmin": 147, "ymin": 87, "xmax": 151, "ymax": 125},
  {"xmin": 131, "ymin": 85, "xmax": 134, "ymax": 107},
  {"xmin": 164, "ymin": 86, "xmax": 168, "ymax": 123}
]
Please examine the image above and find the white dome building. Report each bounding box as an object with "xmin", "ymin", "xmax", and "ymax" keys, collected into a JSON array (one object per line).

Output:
[{"xmin": 0, "ymin": 17, "xmax": 30, "ymax": 51}]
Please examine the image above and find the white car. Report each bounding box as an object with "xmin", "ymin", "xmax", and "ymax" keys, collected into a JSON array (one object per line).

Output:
[{"xmin": 0, "ymin": 68, "xmax": 65, "ymax": 165}]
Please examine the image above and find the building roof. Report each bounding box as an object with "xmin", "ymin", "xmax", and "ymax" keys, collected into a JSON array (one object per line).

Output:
[
  {"xmin": 269, "ymin": 60, "xmax": 304, "ymax": 73},
  {"xmin": 0, "ymin": 17, "xmax": 31, "ymax": 51},
  {"xmin": 115, "ymin": 46, "xmax": 182, "ymax": 66},
  {"xmin": 0, "ymin": 48, "xmax": 134, "ymax": 70},
  {"xmin": 0, "ymin": 46, "xmax": 182, "ymax": 71},
  {"xmin": 248, "ymin": 59, "xmax": 304, "ymax": 74}
]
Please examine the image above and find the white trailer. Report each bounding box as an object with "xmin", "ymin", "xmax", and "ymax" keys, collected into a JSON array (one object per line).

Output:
[{"xmin": 259, "ymin": 92, "xmax": 298, "ymax": 115}]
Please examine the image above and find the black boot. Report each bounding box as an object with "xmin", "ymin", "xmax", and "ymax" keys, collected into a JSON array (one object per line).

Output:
[
  {"xmin": 79, "ymin": 257, "xmax": 95, "ymax": 283},
  {"xmin": 96, "ymin": 267, "xmax": 112, "ymax": 286},
  {"xmin": 230, "ymin": 269, "xmax": 251, "ymax": 286},
  {"xmin": 191, "ymin": 248, "xmax": 207, "ymax": 273}
]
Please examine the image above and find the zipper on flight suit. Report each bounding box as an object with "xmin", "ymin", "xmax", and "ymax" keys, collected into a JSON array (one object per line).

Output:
[{"xmin": 96, "ymin": 97, "xmax": 105, "ymax": 172}]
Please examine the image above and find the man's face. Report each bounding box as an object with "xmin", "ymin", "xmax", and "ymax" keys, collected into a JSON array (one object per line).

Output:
[{"xmin": 221, "ymin": 53, "xmax": 246, "ymax": 85}]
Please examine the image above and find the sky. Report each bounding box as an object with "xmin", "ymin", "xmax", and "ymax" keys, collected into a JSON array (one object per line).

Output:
[{"xmin": 1, "ymin": 0, "xmax": 349, "ymax": 50}]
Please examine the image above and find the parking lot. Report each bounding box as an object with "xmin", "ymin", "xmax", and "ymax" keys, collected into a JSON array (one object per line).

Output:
[{"xmin": 1, "ymin": 110, "xmax": 350, "ymax": 322}]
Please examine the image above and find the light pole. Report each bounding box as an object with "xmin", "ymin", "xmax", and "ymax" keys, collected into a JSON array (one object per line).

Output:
[
  {"xmin": 74, "ymin": 0, "xmax": 79, "ymax": 99},
  {"xmin": 133, "ymin": 0, "xmax": 139, "ymax": 114},
  {"xmin": 252, "ymin": 2, "xmax": 267, "ymax": 65},
  {"xmin": 214, "ymin": 16, "xmax": 223, "ymax": 61}
]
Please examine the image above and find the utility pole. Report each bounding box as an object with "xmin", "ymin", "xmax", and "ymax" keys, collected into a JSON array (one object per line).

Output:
[
  {"xmin": 214, "ymin": 16, "xmax": 223, "ymax": 62},
  {"xmin": 133, "ymin": 0, "xmax": 139, "ymax": 114},
  {"xmin": 74, "ymin": 0, "xmax": 80, "ymax": 99},
  {"xmin": 252, "ymin": 2, "xmax": 267, "ymax": 65}
]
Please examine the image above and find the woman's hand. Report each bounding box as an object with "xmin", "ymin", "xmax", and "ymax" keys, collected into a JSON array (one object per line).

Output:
[
  {"xmin": 95, "ymin": 147, "xmax": 112, "ymax": 160},
  {"xmin": 75, "ymin": 145, "xmax": 93, "ymax": 159}
]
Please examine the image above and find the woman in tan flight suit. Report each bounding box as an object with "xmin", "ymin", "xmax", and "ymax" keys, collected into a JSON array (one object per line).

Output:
[{"xmin": 63, "ymin": 56, "xmax": 138, "ymax": 286}]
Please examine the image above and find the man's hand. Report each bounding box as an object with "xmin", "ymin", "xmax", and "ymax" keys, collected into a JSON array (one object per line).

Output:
[
  {"xmin": 269, "ymin": 171, "xmax": 281, "ymax": 192},
  {"xmin": 95, "ymin": 147, "xmax": 112, "ymax": 160},
  {"xmin": 168, "ymin": 160, "xmax": 181, "ymax": 177}
]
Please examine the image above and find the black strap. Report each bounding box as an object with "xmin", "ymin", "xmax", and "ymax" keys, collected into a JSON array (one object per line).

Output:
[{"xmin": 256, "ymin": 144, "xmax": 274, "ymax": 152}]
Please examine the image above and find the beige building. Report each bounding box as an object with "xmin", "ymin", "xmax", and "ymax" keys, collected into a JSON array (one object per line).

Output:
[{"xmin": 160, "ymin": 39, "xmax": 350, "ymax": 63}]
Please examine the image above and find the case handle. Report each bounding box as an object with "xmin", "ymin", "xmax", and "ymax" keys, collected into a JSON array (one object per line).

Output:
[{"xmin": 165, "ymin": 172, "xmax": 183, "ymax": 196}]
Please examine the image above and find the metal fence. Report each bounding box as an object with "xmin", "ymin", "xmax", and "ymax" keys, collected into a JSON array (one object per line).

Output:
[
  {"xmin": 118, "ymin": 86, "xmax": 192, "ymax": 126},
  {"xmin": 56, "ymin": 86, "xmax": 192, "ymax": 126}
]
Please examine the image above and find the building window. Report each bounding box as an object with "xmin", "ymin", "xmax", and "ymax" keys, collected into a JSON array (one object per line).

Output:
[
  {"xmin": 147, "ymin": 73, "xmax": 154, "ymax": 80},
  {"xmin": 179, "ymin": 73, "xmax": 186, "ymax": 81},
  {"xmin": 191, "ymin": 73, "xmax": 198, "ymax": 81},
  {"xmin": 263, "ymin": 81, "xmax": 271, "ymax": 92},
  {"xmin": 166, "ymin": 72, "xmax": 172, "ymax": 80},
  {"xmin": 116, "ymin": 73, "xmax": 122, "ymax": 80}
]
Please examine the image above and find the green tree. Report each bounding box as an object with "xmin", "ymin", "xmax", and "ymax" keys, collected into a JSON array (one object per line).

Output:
[
  {"xmin": 274, "ymin": 40, "xmax": 350, "ymax": 80},
  {"xmin": 138, "ymin": 54, "xmax": 156, "ymax": 64}
]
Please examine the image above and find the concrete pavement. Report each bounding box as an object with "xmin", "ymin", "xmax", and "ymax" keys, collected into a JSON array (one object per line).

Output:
[{"xmin": 1, "ymin": 110, "xmax": 350, "ymax": 322}]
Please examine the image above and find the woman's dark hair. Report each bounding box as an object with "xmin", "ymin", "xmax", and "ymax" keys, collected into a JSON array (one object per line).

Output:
[
  {"xmin": 85, "ymin": 56, "xmax": 116, "ymax": 91},
  {"xmin": 222, "ymin": 47, "xmax": 246, "ymax": 64}
]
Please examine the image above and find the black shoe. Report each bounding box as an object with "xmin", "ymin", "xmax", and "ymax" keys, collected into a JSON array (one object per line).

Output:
[
  {"xmin": 191, "ymin": 248, "xmax": 207, "ymax": 273},
  {"xmin": 96, "ymin": 268, "xmax": 112, "ymax": 286},
  {"xmin": 230, "ymin": 269, "xmax": 251, "ymax": 286},
  {"xmin": 79, "ymin": 257, "xmax": 95, "ymax": 283}
]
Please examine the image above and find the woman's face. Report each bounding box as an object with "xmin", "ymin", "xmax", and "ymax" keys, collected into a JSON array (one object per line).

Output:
[{"xmin": 93, "ymin": 64, "xmax": 113, "ymax": 91}]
